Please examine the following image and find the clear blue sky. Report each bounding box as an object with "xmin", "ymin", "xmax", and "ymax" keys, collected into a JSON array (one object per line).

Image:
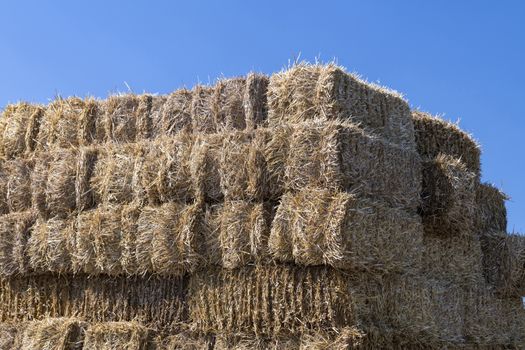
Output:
[{"xmin": 1, "ymin": 1, "xmax": 523, "ymax": 232}]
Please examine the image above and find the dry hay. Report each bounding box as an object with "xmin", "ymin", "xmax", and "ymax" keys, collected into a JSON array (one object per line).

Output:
[
  {"xmin": 219, "ymin": 130, "xmax": 269, "ymax": 201},
  {"xmin": 18, "ymin": 318, "xmax": 85, "ymax": 350},
  {"xmin": 422, "ymin": 232, "xmax": 484, "ymax": 285},
  {"xmin": 213, "ymin": 78, "xmax": 248, "ymax": 131},
  {"xmin": 138, "ymin": 134, "xmax": 194, "ymax": 205},
  {"xmin": 90, "ymin": 143, "xmax": 140, "ymax": 205},
  {"xmin": 83, "ymin": 322, "xmax": 150, "ymax": 350},
  {"xmin": 160, "ymin": 89, "xmax": 193, "ymax": 137},
  {"xmin": 202, "ymin": 201, "xmax": 273, "ymax": 269},
  {"xmin": 0, "ymin": 158, "xmax": 33, "ymax": 213},
  {"xmin": 420, "ymin": 154, "xmax": 477, "ymax": 236},
  {"xmin": 475, "ymin": 183, "xmax": 508, "ymax": 233},
  {"xmin": 0, "ymin": 103, "xmax": 44, "ymax": 159},
  {"xmin": 0, "ymin": 274, "xmax": 187, "ymax": 329},
  {"xmin": 191, "ymin": 85, "xmax": 216, "ymax": 133},
  {"xmin": 0, "ymin": 211, "xmax": 35, "ymax": 276},
  {"xmin": 412, "ymin": 111, "xmax": 481, "ymax": 175},
  {"xmin": 503, "ymin": 233, "xmax": 525, "ymax": 296},
  {"xmin": 188, "ymin": 265, "xmax": 354, "ymax": 336},
  {"xmin": 244, "ymin": 73, "xmax": 269, "ymax": 129},
  {"xmin": 463, "ymin": 283, "xmax": 525, "ymax": 346},
  {"xmin": 282, "ymin": 120, "xmax": 421, "ymax": 211},
  {"xmin": 76, "ymin": 146, "xmax": 99, "ymax": 211},
  {"xmin": 190, "ymin": 133, "xmax": 224, "ymax": 202},
  {"xmin": 102, "ymin": 94, "xmax": 140, "ymax": 143},
  {"xmin": 28, "ymin": 217, "xmax": 75, "ymax": 274},
  {"xmin": 267, "ymin": 63, "xmax": 415, "ymax": 150},
  {"xmin": 136, "ymin": 94, "xmax": 167, "ymax": 140},
  {"xmin": 269, "ymin": 188, "xmax": 423, "ymax": 272},
  {"xmin": 136, "ymin": 202, "xmax": 202, "ymax": 276},
  {"xmin": 37, "ymin": 97, "xmax": 87, "ymax": 151},
  {"xmin": 0, "ymin": 322, "xmax": 18, "ymax": 350}
]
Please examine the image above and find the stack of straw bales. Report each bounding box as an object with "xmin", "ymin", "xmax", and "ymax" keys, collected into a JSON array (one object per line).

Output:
[{"xmin": 0, "ymin": 62, "xmax": 523, "ymax": 349}]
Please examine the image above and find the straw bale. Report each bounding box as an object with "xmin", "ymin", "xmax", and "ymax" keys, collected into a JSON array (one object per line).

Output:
[
  {"xmin": 213, "ymin": 327, "xmax": 364, "ymax": 350},
  {"xmin": 463, "ymin": 283, "xmax": 525, "ymax": 346},
  {"xmin": 76, "ymin": 146, "xmax": 99, "ymax": 211},
  {"xmin": 28, "ymin": 217, "xmax": 74, "ymax": 274},
  {"xmin": 0, "ymin": 211, "xmax": 35, "ymax": 276},
  {"xmin": 136, "ymin": 94, "xmax": 167, "ymax": 139},
  {"xmin": 267, "ymin": 63, "xmax": 415, "ymax": 149},
  {"xmin": 30, "ymin": 153, "xmax": 51, "ymax": 216},
  {"xmin": 120, "ymin": 202, "xmax": 141, "ymax": 275},
  {"xmin": 269, "ymin": 188, "xmax": 423, "ymax": 272},
  {"xmin": 83, "ymin": 322, "xmax": 150, "ymax": 350},
  {"xmin": 504, "ymin": 233, "xmax": 525, "ymax": 296},
  {"xmin": 0, "ymin": 158, "xmax": 33, "ymax": 213},
  {"xmin": 19, "ymin": 318, "xmax": 85, "ymax": 350},
  {"xmin": 37, "ymin": 97, "xmax": 86, "ymax": 151},
  {"xmin": 160, "ymin": 332, "xmax": 214, "ymax": 350},
  {"xmin": 103, "ymin": 94, "xmax": 140, "ymax": 143},
  {"xmin": 0, "ymin": 103, "xmax": 43, "ymax": 159},
  {"xmin": 44, "ymin": 148, "xmax": 78, "ymax": 218},
  {"xmin": 283, "ymin": 121, "xmax": 421, "ymax": 210},
  {"xmin": 213, "ymin": 78, "xmax": 247, "ymax": 131},
  {"xmin": 136, "ymin": 202, "xmax": 202, "ymax": 276},
  {"xmin": 90, "ymin": 143, "xmax": 140, "ymax": 205},
  {"xmin": 74, "ymin": 205, "xmax": 123, "ymax": 275},
  {"xmin": 263, "ymin": 125, "xmax": 292, "ymax": 199},
  {"xmin": 0, "ymin": 274, "xmax": 187, "ymax": 329},
  {"xmin": 475, "ymin": 183, "xmax": 508, "ymax": 233},
  {"xmin": 0, "ymin": 322, "xmax": 18, "ymax": 350},
  {"xmin": 188, "ymin": 265, "xmax": 354, "ymax": 336},
  {"xmin": 160, "ymin": 89, "xmax": 193, "ymax": 136},
  {"xmin": 422, "ymin": 233, "xmax": 484, "ymax": 285},
  {"xmin": 190, "ymin": 134, "xmax": 223, "ymax": 202},
  {"xmin": 78, "ymin": 98, "xmax": 100, "ymax": 145},
  {"xmin": 138, "ymin": 134, "xmax": 194, "ymax": 205},
  {"xmin": 421, "ymin": 154, "xmax": 477, "ymax": 236},
  {"xmin": 216, "ymin": 201, "xmax": 272, "ymax": 269},
  {"xmin": 191, "ymin": 85, "xmax": 215, "ymax": 133},
  {"xmin": 478, "ymin": 231, "xmax": 511, "ymax": 293},
  {"xmin": 244, "ymin": 73, "xmax": 269, "ymax": 129},
  {"xmin": 219, "ymin": 130, "xmax": 269, "ymax": 201},
  {"xmin": 412, "ymin": 111, "xmax": 481, "ymax": 175}
]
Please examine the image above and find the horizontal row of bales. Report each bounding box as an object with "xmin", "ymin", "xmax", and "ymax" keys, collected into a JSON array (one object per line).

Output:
[{"xmin": 0, "ymin": 63, "xmax": 524, "ymax": 349}]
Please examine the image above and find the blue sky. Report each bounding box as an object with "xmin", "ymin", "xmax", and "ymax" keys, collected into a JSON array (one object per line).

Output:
[{"xmin": 1, "ymin": 1, "xmax": 524, "ymax": 232}]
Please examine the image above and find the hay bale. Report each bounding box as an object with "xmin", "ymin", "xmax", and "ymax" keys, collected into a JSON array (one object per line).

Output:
[
  {"xmin": 19, "ymin": 318, "xmax": 85, "ymax": 350},
  {"xmin": 219, "ymin": 130, "xmax": 269, "ymax": 201},
  {"xmin": 244, "ymin": 73, "xmax": 269, "ymax": 129},
  {"xmin": 90, "ymin": 143, "xmax": 140, "ymax": 205},
  {"xmin": 103, "ymin": 94, "xmax": 140, "ymax": 143},
  {"xmin": 188, "ymin": 265, "xmax": 354, "ymax": 336},
  {"xmin": 37, "ymin": 97, "xmax": 87, "ymax": 151},
  {"xmin": 421, "ymin": 154, "xmax": 477, "ymax": 236},
  {"xmin": 75, "ymin": 205, "xmax": 123, "ymax": 275},
  {"xmin": 138, "ymin": 134, "xmax": 194, "ymax": 205},
  {"xmin": 412, "ymin": 111, "xmax": 481, "ymax": 175},
  {"xmin": 216, "ymin": 201, "xmax": 272, "ymax": 269},
  {"xmin": 78, "ymin": 98, "xmax": 100, "ymax": 145},
  {"xmin": 0, "ymin": 274, "xmax": 187, "ymax": 329},
  {"xmin": 475, "ymin": 183, "xmax": 508, "ymax": 233},
  {"xmin": 136, "ymin": 94, "xmax": 167, "ymax": 139},
  {"xmin": 190, "ymin": 134, "xmax": 223, "ymax": 202},
  {"xmin": 160, "ymin": 332, "xmax": 214, "ymax": 350},
  {"xmin": 160, "ymin": 89, "xmax": 193, "ymax": 136},
  {"xmin": 191, "ymin": 85, "xmax": 215, "ymax": 133},
  {"xmin": 269, "ymin": 188, "xmax": 423, "ymax": 272},
  {"xmin": 45, "ymin": 148, "xmax": 78, "ymax": 218},
  {"xmin": 0, "ymin": 211, "xmax": 35, "ymax": 276},
  {"xmin": 267, "ymin": 63, "xmax": 415, "ymax": 149},
  {"xmin": 213, "ymin": 78, "xmax": 247, "ymax": 131},
  {"xmin": 283, "ymin": 121, "xmax": 421, "ymax": 210},
  {"xmin": 136, "ymin": 202, "xmax": 202, "ymax": 276},
  {"xmin": 0, "ymin": 322, "xmax": 18, "ymax": 350},
  {"xmin": 83, "ymin": 322, "xmax": 150, "ymax": 350},
  {"xmin": 0, "ymin": 103, "xmax": 43, "ymax": 159},
  {"xmin": 120, "ymin": 202, "xmax": 141, "ymax": 275},
  {"xmin": 28, "ymin": 217, "xmax": 74, "ymax": 274},
  {"xmin": 463, "ymin": 283, "xmax": 525, "ymax": 346},
  {"xmin": 0, "ymin": 158, "xmax": 33, "ymax": 213},
  {"xmin": 503, "ymin": 233, "xmax": 525, "ymax": 296},
  {"xmin": 422, "ymin": 233, "xmax": 484, "ymax": 285},
  {"xmin": 76, "ymin": 146, "xmax": 99, "ymax": 211}
]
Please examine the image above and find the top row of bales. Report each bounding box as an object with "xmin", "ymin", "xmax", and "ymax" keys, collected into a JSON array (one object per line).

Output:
[{"xmin": 0, "ymin": 64, "xmax": 417, "ymax": 162}]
